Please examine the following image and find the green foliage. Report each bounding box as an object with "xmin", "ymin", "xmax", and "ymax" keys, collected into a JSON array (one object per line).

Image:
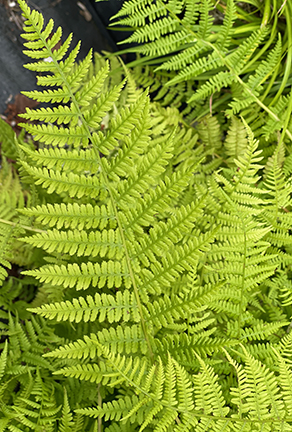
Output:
[
  {"xmin": 0, "ymin": 1, "xmax": 292, "ymax": 431},
  {"xmin": 107, "ymin": 0, "xmax": 292, "ymax": 140}
]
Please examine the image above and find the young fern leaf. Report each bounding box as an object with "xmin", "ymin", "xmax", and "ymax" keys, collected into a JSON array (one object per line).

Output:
[
  {"xmin": 58, "ymin": 389, "xmax": 75, "ymax": 432},
  {"xmin": 204, "ymin": 120, "xmax": 285, "ymax": 344}
]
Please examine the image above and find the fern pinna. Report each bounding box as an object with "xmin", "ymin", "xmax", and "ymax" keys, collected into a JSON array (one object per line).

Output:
[{"xmin": 0, "ymin": 0, "xmax": 292, "ymax": 430}]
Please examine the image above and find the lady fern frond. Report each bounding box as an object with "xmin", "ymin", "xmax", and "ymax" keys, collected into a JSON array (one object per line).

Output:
[{"xmin": 17, "ymin": 0, "xmax": 218, "ymax": 374}]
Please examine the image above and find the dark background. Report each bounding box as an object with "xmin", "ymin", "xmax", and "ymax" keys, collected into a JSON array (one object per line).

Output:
[{"xmin": 0, "ymin": 0, "xmax": 126, "ymax": 113}]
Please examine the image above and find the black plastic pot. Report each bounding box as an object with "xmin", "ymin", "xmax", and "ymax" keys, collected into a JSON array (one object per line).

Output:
[{"xmin": 0, "ymin": 0, "xmax": 126, "ymax": 113}]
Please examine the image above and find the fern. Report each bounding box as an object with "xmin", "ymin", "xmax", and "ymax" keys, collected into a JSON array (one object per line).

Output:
[
  {"xmin": 0, "ymin": 1, "xmax": 292, "ymax": 430},
  {"xmin": 68, "ymin": 343, "xmax": 292, "ymax": 431},
  {"xmin": 106, "ymin": 0, "xmax": 292, "ymax": 138}
]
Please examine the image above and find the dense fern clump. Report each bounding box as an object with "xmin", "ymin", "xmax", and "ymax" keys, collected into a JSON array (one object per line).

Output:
[
  {"xmin": 105, "ymin": 0, "xmax": 292, "ymax": 143},
  {"xmin": 0, "ymin": 0, "xmax": 292, "ymax": 431}
]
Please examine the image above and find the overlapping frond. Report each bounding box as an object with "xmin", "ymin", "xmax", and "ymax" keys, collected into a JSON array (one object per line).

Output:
[
  {"xmin": 202, "ymin": 121, "xmax": 287, "ymax": 347},
  {"xmin": 0, "ymin": 154, "xmax": 34, "ymax": 284},
  {"xmin": 60, "ymin": 344, "xmax": 292, "ymax": 431},
  {"xmin": 107, "ymin": 0, "xmax": 291, "ymax": 138}
]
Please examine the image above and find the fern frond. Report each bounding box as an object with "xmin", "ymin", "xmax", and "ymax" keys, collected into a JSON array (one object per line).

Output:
[
  {"xmin": 223, "ymin": 116, "xmax": 248, "ymax": 165},
  {"xmin": 216, "ymin": 0, "xmax": 237, "ymax": 51},
  {"xmin": 75, "ymin": 395, "xmax": 144, "ymax": 422},
  {"xmin": 124, "ymin": 166, "xmax": 197, "ymax": 233},
  {"xmin": 0, "ymin": 341, "xmax": 8, "ymax": 382},
  {"xmin": 166, "ymin": 50, "xmax": 225, "ymax": 87},
  {"xmin": 139, "ymin": 228, "xmax": 217, "ymax": 295},
  {"xmin": 134, "ymin": 198, "xmax": 206, "ymax": 266},
  {"xmin": 58, "ymin": 389, "xmax": 75, "ymax": 432},
  {"xmin": 231, "ymin": 346, "xmax": 285, "ymax": 421},
  {"xmin": 64, "ymin": 348, "xmax": 197, "ymax": 430},
  {"xmin": 13, "ymin": 3, "xmax": 292, "ymax": 431},
  {"xmin": 44, "ymin": 324, "xmax": 149, "ymax": 360},
  {"xmin": 188, "ymin": 71, "xmax": 233, "ymax": 104},
  {"xmin": 197, "ymin": 0, "xmax": 214, "ymax": 39},
  {"xmin": 19, "ymin": 144, "xmax": 99, "ymax": 173},
  {"xmin": 0, "ymin": 156, "xmax": 34, "ymax": 283},
  {"xmin": 0, "ymin": 117, "xmax": 20, "ymax": 160},
  {"xmin": 122, "ymin": 17, "xmax": 180, "ymax": 44},
  {"xmin": 262, "ymin": 91, "xmax": 292, "ymax": 140}
]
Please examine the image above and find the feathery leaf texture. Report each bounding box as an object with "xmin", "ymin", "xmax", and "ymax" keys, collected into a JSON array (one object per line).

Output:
[
  {"xmin": 108, "ymin": 0, "xmax": 289, "ymax": 135},
  {"xmin": 0, "ymin": 1, "xmax": 291, "ymax": 431}
]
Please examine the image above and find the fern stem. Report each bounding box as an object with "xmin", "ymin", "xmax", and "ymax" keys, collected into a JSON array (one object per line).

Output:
[
  {"xmin": 19, "ymin": 4, "xmax": 154, "ymax": 363},
  {"xmin": 0, "ymin": 218, "xmax": 46, "ymax": 234},
  {"xmin": 97, "ymin": 382, "xmax": 102, "ymax": 432},
  {"xmin": 270, "ymin": 1, "xmax": 292, "ymax": 105},
  {"xmin": 261, "ymin": 0, "xmax": 271, "ymax": 28},
  {"xmin": 101, "ymin": 176, "xmax": 155, "ymax": 363}
]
